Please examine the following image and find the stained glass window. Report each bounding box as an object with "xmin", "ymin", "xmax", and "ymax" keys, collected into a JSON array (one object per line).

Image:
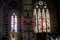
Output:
[
  {"xmin": 31, "ymin": 1, "xmax": 50, "ymax": 33},
  {"xmin": 11, "ymin": 13, "xmax": 18, "ymax": 32}
]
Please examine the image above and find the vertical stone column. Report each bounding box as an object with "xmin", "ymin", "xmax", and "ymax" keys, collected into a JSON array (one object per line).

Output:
[{"xmin": 22, "ymin": 0, "xmax": 37, "ymax": 40}]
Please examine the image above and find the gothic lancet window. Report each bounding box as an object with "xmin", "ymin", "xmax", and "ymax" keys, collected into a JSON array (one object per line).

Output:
[
  {"xmin": 11, "ymin": 13, "xmax": 18, "ymax": 33},
  {"xmin": 31, "ymin": 1, "xmax": 50, "ymax": 33}
]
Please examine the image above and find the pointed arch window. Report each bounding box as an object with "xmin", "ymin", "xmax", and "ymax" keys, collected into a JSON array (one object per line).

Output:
[
  {"xmin": 11, "ymin": 13, "xmax": 18, "ymax": 32},
  {"xmin": 31, "ymin": 1, "xmax": 50, "ymax": 33}
]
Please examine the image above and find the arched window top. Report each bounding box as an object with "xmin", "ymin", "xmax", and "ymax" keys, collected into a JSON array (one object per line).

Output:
[
  {"xmin": 12, "ymin": 13, "xmax": 16, "ymax": 15},
  {"xmin": 8, "ymin": 9, "xmax": 20, "ymax": 17},
  {"xmin": 11, "ymin": 13, "xmax": 17, "ymax": 17},
  {"xmin": 34, "ymin": 1, "xmax": 48, "ymax": 9}
]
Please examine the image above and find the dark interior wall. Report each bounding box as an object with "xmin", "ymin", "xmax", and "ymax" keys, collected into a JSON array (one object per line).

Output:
[
  {"xmin": 58, "ymin": 5, "xmax": 60, "ymax": 34},
  {"xmin": 56, "ymin": 1, "xmax": 60, "ymax": 35},
  {"xmin": 46, "ymin": 0, "xmax": 59, "ymax": 34},
  {"xmin": 0, "ymin": 5, "xmax": 3, "ymax": 40},
  {"xmin": 45, "ymin": 0, "xmax": 60, "ymax": 36}
]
